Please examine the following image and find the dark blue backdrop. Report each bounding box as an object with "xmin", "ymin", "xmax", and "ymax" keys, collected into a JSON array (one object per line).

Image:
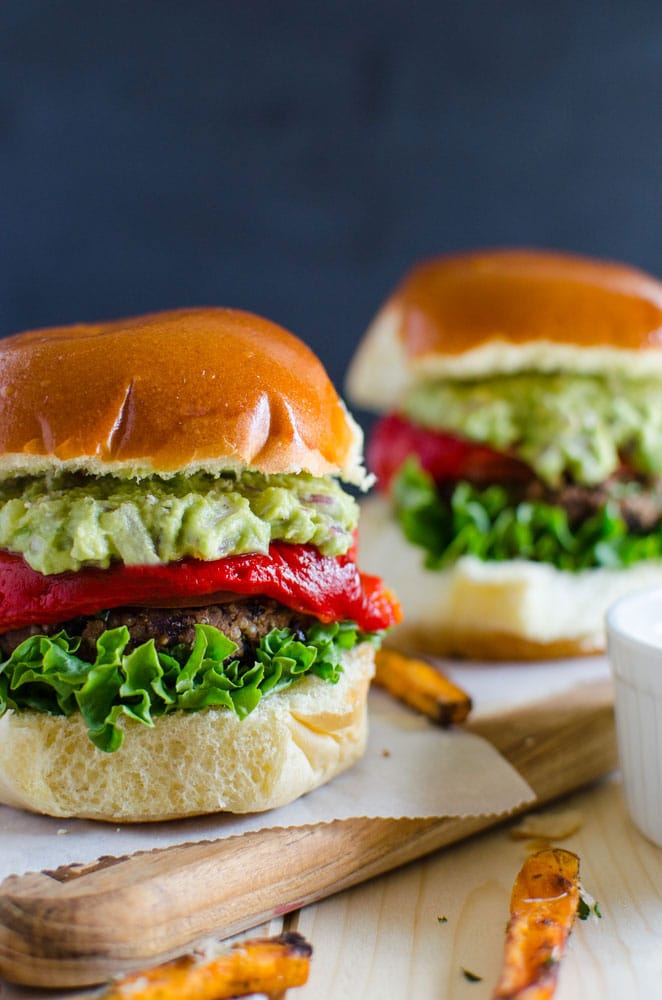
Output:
[{"xmin": 2, "ymin": 1, "xmax": 661, "ymax": 392}]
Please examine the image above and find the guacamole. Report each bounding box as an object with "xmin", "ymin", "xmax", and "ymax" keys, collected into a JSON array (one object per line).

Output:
[
  {"xmin": 0, "ymin": 471, "xmax": 358, "ymax": 575},
  {"xmin": 402, "ymin": 374, "xmax": 662, "ymax": 487}
]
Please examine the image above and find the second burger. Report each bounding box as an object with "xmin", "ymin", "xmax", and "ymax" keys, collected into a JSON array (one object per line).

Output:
[{"xmin": 347, "ymin": 249, "xmax": 662, "ymax": 659}]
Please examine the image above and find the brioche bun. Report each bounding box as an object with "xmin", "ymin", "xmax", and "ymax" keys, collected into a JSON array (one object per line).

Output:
[
  {"xmin": 348, "ymin": 250, "xmax": 662, "ymax": 409},
  {"xmin": 358, "ymin": 495, "xmax": 662, "ymax": 659},
  {"xmin": 0, "ymin": 642, "xmax": 375, "ymax": 822},
  {"xmin": 0, "ymin": 307, "xmax": 368, "ymax": 487}
]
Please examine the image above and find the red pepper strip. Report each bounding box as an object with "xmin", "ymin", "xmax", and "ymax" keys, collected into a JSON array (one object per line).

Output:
[
  {"xmin": 0, "ymin": 542, "xmax": 401, "ymax": 634},
  {"xmin": 367, "ymin": 413, "xmax": 532, "ymax": 493}
]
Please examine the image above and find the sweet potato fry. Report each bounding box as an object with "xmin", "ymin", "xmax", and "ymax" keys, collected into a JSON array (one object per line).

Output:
[
  {"xmin": 374, "ymin": 648, "xmax": 472, "ymax": 725},
  {"xmin": 94, "ymin": 931, "xmax": 312, "ymax": 1000},
  {"xmin": 492, "ymin": 848, "xmax": 581, "ymax": 1000}
]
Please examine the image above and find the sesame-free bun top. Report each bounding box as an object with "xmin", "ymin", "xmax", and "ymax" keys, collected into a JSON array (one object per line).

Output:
[
  {"xmin": 347, "ymin": 249, "xmax": 662, "ymax": 409},
  {"xmin": 0, "ymin": 308, "xmax": 369, "ymax": 485}
]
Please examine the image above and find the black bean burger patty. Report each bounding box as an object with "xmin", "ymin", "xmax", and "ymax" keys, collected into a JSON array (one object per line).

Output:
[
  {"xmin": 523, "ymin": 478, "xmax": 662, "ymax": 533},
  {"xmin": 0, "ymin": 598, "xmax": 317, "ymax": 661}
]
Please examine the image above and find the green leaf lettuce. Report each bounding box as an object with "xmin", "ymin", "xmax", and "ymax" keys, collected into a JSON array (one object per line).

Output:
[
  {"xmin": 393, "ymin": 458, "xmax": 662, "ymax": 572},
  {"xmin": 0, "ymin": 620, "xmax": 380, "ymax": 753}
]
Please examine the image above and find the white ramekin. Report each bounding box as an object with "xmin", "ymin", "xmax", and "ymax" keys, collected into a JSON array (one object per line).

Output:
[{"xmin": 606, "ymin": 586, "xmax": 662, "ymax": 847}]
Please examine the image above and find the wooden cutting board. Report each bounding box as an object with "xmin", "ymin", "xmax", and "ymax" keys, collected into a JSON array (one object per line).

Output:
[{"xmin": 0, "ymin": 679, "xmax": 616, "ymax": 988}]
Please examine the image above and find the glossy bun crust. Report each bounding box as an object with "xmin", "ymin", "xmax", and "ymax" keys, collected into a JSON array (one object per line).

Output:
[
  {"xmin": 347, "ymin": 249, "xmax": 662, "ymax": 408},
  {"xmin": 385, "ymin": 249, "xmax": 662, "ymax": 357},
  {"xmin": 0, "ymin": 308, "xmax": 367, "ymax": 485}
]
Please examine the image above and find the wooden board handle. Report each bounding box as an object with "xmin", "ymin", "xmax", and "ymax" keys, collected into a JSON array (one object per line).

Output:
[{"xmin": 0, "ymin": 681, "xmax": 616, "ymax": 988}]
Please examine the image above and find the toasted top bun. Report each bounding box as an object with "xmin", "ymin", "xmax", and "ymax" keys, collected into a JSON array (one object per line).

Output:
[
  {"xmin": 347, "ymin": 249, "xmax": 662, "ymax": 409},
  {"xmin": 0, "ymin": 308, "xmax": 369, "ymax": 486}
]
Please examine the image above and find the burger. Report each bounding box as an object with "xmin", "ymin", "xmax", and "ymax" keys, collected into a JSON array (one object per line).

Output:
[
  {"xmin": 0, "ymin": 308, "xmax": 400, "ymax": 820},
  {"xmin": 346, "ymin": 249, "xmax": 662, "ymax": 659}
]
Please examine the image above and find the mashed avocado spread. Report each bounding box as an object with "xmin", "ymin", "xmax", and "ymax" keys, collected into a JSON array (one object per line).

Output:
[
  {"xmin": 0, "ymin": 471, "xmax": 358, "ymax": 575},
  {"xmin": 402, "ymin": 374, "xmax": 662, "ymax": 487}
]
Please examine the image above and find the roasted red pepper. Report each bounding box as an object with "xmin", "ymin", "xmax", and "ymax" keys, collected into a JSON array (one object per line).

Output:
[
  {"xmin": 0, "ymin": 543, "xmax": 401, "ymax": 634},
  {"xmin": 368, "ymin": 412, "xmax": 532, "ymax": 492}
]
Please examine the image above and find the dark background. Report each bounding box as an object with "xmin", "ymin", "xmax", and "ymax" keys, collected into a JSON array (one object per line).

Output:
[{"xmin": 2, "ymin": 1, "xmax": 661, "ymax": 394}]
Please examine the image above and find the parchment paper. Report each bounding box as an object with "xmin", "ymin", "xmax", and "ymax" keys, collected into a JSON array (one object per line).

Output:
[
  {"xmin": 0, "ymin": 654, "xmax": 613, "ymax": 884},
  {"xmin": 0, "ymin": 685, "xmax": 534, "ymax": 881},
  {"xmin": 446, "ymin": 652, "xmax": 611, "ymax": 716}
]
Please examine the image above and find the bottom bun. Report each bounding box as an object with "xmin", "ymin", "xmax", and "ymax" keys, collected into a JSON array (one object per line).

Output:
[
  {"xmin": 359, "ymin": 495, "xmax": 662, "ymax": 660},
  {"xmin": 0, "ymin": 642, "xmax": 375, "ymax": 822}
]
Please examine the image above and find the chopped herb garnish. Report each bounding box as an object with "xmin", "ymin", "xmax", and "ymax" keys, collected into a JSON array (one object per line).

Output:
[
  {"xmin": 577, "ymin": 893, "xmax": 602, "ymax": 921},
  {"xmin": 461, "ymin": 968, "xmax": 482, "ymax": 983},
  {"xmin": 437, "ymin": 915, "xmax": 448, "ymax": 924}
]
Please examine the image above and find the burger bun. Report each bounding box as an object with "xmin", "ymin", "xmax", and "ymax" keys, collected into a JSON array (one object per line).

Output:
[
  {"xmin": 0, "ymin": 642, "xmax": 375, "ymax": 821},
  {"xmin": 0, "ymin": 308, "xmax": 369, "ymax": 487},
  {"xmin": 348, "ymin": 249, "xmax": 662, "ymax": 410}
]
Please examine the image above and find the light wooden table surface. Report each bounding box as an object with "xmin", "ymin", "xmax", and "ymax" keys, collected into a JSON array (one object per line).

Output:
[
  {"xmin": 0, "ymin": 651, "xmax": 655, "ymax": 1000},
  {"xmin": 277, "ymin": 774, "xmax": 661, "ymax": 999},
  {"xmin": 2, "ymin": 774, "xmax": 659, "ymax": 999}
]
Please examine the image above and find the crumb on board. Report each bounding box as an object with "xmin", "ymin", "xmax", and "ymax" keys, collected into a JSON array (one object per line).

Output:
[{"xmin": 510, "ymin": 808, "xmax": 584, "ymax": 842}]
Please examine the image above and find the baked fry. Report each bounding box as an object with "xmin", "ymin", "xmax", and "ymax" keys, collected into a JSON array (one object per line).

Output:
[
  {"xmin": 94, "ymin": 932, "xmax": 312, "ymax": 1000},
  {"xmin": 492, "ymin": 848, "xmax": 581, "ymax": 1000},
  {"xmin": 373, "ymin": 648, "xmax": 472, "ymax": 725}
]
